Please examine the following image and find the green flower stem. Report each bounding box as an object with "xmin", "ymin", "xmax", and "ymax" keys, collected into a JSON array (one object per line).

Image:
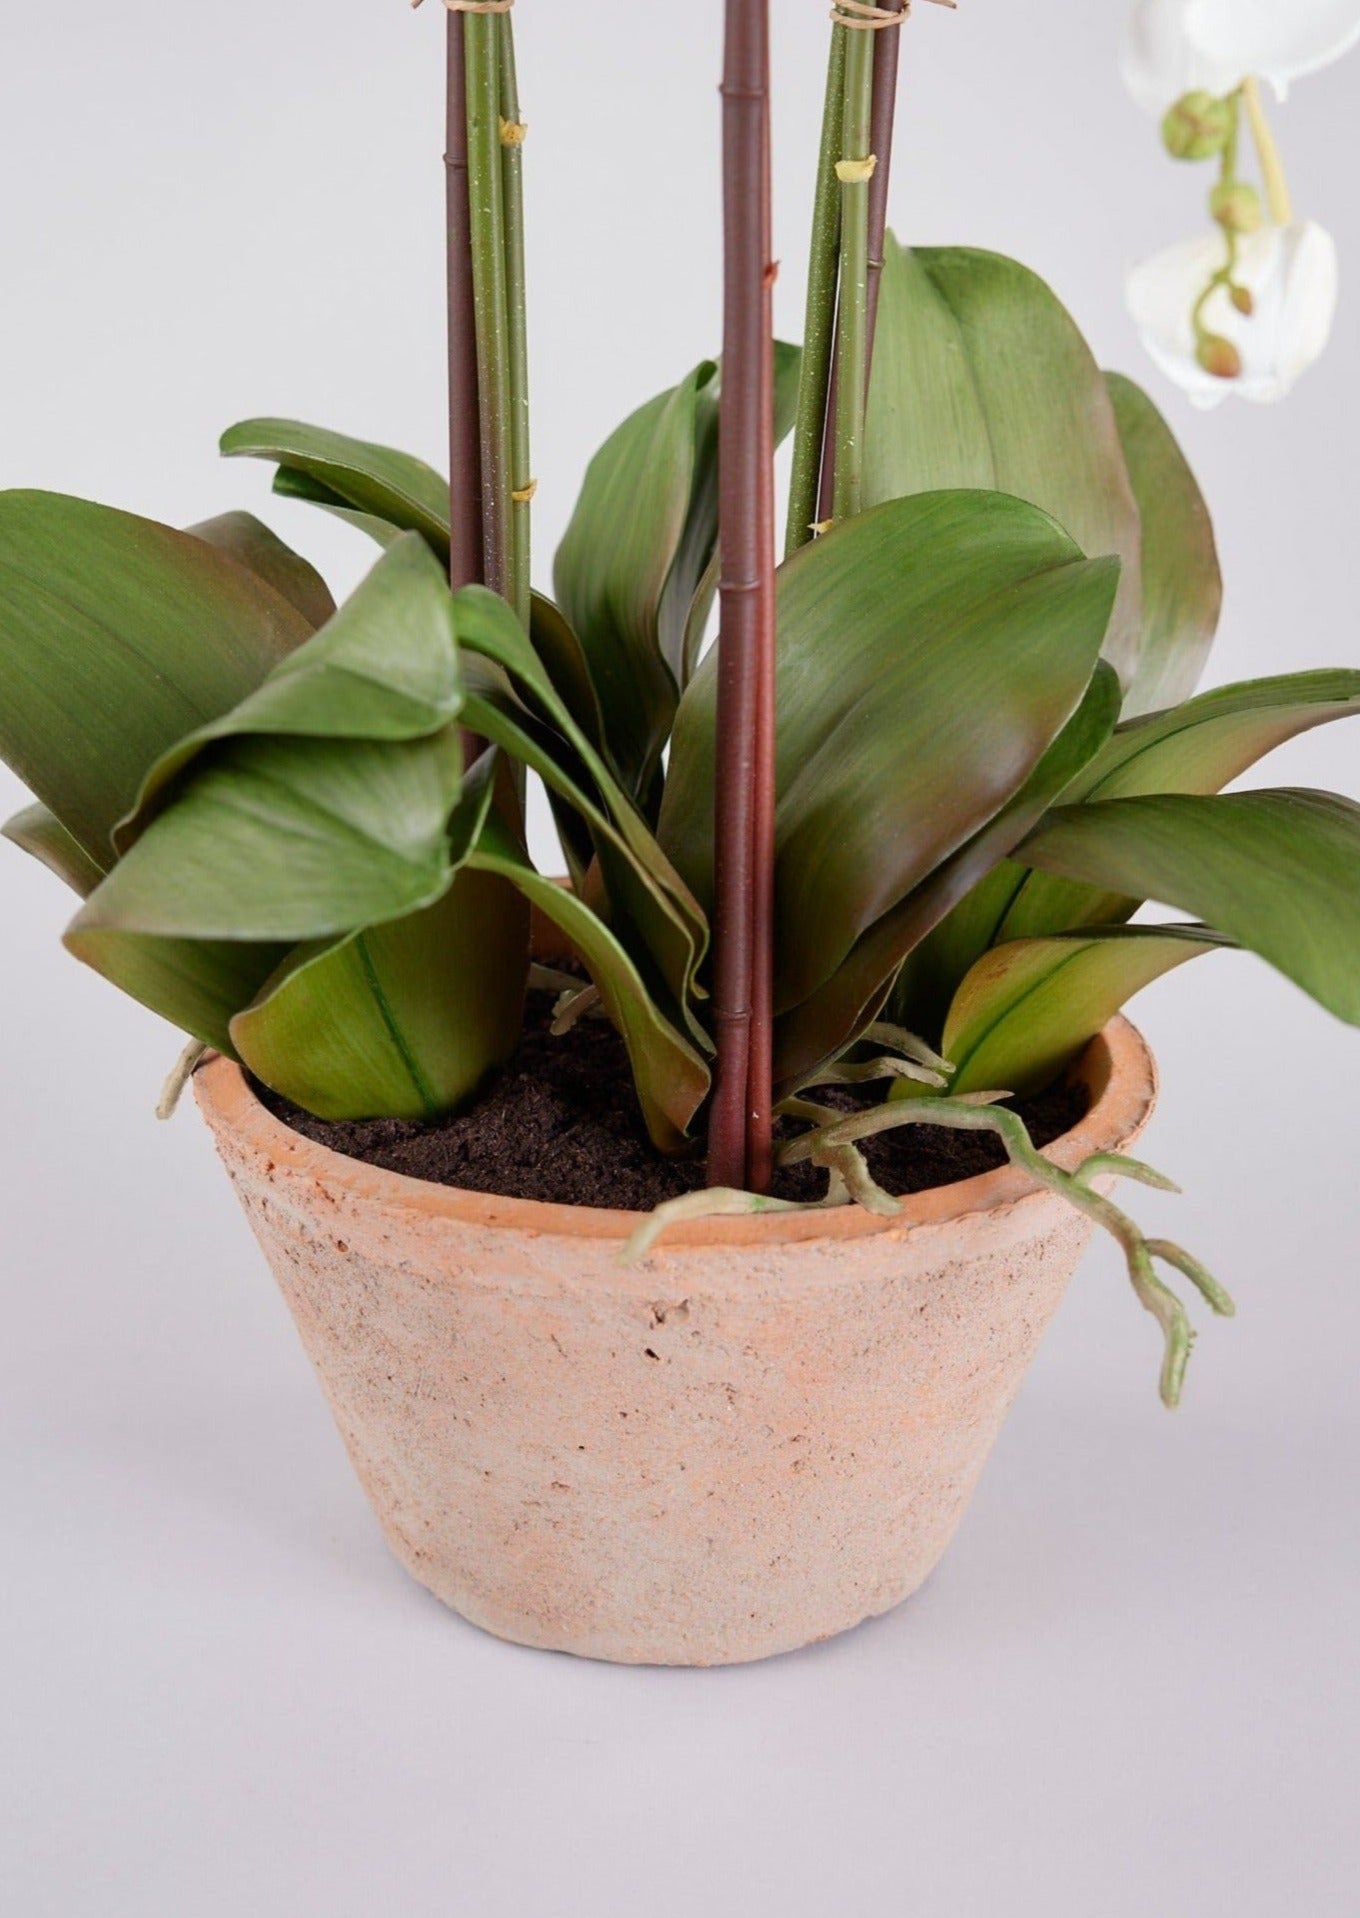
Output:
[
  {"xmin": 1191, "ymin": 91, "xmax": 1243, "ymax": 350},
  {"xmin": 784, "ymin": 23, "xmax": 847, "ymax": 557},
  {"xmin": 464, "ymin": 16, "xmax": 513, "ymax": 603},
  {"xmin": 832, "ymin": 21, "xmax": 875, "ymax": 522},
  {"xmin": 1242, "ymin": 76, "xmax": 1294, "ymax": 227},
  {"xmin": 1190, "ymin": 232, "xmax": 1240, "ymax": 339},
  {"xmin": 498, "ymin": 16, "xmax": 533, "ymax": 629}
]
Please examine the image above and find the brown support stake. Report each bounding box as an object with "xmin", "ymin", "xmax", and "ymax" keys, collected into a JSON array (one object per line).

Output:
[
  {"xmin": 745, "ymin": 25, "xmax": 778, "ymax": 1194},
  {"xmin": 709, "ymin": 0, "xmax": 777, "ymax": 1193},
  {"xmin": 445, "ymin": 12, "xmax": 484, "ymax": 593},
  {"xmin": 865, "ymin": 0, "xmax": 907, "ymax": 361}
]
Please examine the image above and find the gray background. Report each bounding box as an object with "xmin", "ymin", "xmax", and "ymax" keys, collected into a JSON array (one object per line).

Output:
[{"xmin": 1, "ymin": 3, "xmax": 1357, "ymax": 1912}]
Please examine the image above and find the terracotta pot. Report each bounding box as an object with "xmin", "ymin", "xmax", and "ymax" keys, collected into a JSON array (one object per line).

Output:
[{"xmin": 195, "ymin": 1017, "xmax": 1156, "ymax": 1666}]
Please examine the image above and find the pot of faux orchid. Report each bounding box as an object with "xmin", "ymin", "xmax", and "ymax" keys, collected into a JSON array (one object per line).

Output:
[{"xmin": 3, "ymin": 1, "xmax": 1359, "ymax": 1666}]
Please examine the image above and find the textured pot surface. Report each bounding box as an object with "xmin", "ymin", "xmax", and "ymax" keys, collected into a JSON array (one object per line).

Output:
[{"xmin": 196, "ymin": 1019, "xmax": 1156, "ymax": 1666}]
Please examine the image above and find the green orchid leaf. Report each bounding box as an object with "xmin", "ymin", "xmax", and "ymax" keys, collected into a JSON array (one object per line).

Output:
[
  {"xmin": 272, "ymin": 466, "xmax": 407, "ymax": 550},
  {"xmin": 1076, "ymin": 670, "xmax": 1360, "ymax": 802},
  {"xmin": 3, "ymin": 801, "xmax": 106, "ymax": 899},
  {"xmin": 64, "ymin": 923, "xmax": 292, "ymax": 1056},
  {"xmin": 883, "ymin": 662, "xmax": 1123, "ymax": 1048},
  {"xmin": 940, "ymin": 925, "xmax": 1230, "ymax": 1100},
  {"xmin": 6, "ymin": 802, "xmax": 289, "ymax": 1055},
  {"xmin": 220, "ymin": 418, "xmax": 452, "ymax": 562},
  {"xmin": 231, "ymin": 766, "xmax": 527, "ymax": 1122},
  {"xmin": 186, "ymin": 511, "xmax": 336, "ymax": 631},
  {"xmin": 553, "ymin": 345, "xmax": 801, "ymax": 798},
  {"xmin": 1105, "ymin": 373, "xmax": 1221, "ymax": 718},
  {"xmin": 231, "ymin": 868, "xmax": 527, "ymax": 1122},
  {"xmin": 71, "ymin": 730, "xmax": 463, "ymax": 944},
  {"xmin": 461, "ymin": 683, "xmax": 708, "ymax": 1049},
  {"xmin": 0, "ymin": 490, "xmax": 311, "ymax": 864},
  {"xmin": 865, "ymin": 241, "xmax": 1144, "ymax": 687},
  {"xmin": 467, "ymin": 811, "xmax": 710, "ymax": 1153},
  {"xmin": 454, "ymin": 585, "xmax": 709, "ymax": 1029},
  {"xmin": 553, "ymin": 360, "xmax": 715, "ymax": 797},
  {"xmin": 524, "ymin": 594, "xmax": 606, "ymax": 890},
  {"xmin": 662, "ymin": 490, "xmax": 1120, "ymax": 1015},
  {"xmin": 67, "ymin": 538, "xmax": 468, "ymax": 950},
  {"xmin": 1017, "ymin": 789, "xmax": 1360, "ymax": 1025},
  {"xmin": 528, "ymin": 594, "xmax": 607, "ymax": 751},
  {"xmin": 776, "ymin": 661, "xmax": 1122, "ymax": 1091},
  {"xmin": 998, "ymin": 668, "xmax": 1360, "ymax": 942},
  {"xmin": 119, "ymin": 534, "xmax": 464, "ymax": 848},
  {"xmin": 661, "ymin": 341, "xmax": 803, "ymax": 688}
]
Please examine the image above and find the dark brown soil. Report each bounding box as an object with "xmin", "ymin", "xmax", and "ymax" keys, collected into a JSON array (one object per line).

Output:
[{"xmin": 256, "ymin": 990, "xmax": 1088, "ymax": 1212}]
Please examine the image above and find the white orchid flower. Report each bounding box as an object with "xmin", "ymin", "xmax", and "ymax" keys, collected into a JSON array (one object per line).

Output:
[
  {"xmin": 1127, "ymin": 219, "xmax": 1339, "ymax": 406},
  {"xmin": 1122, "ymin": 0, "xmax": 1360, "ymax": 115}
]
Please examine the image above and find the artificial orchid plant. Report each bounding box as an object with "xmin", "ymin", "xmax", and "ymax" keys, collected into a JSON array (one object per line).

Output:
[{"xmin": 2, "ymin": 0, "xmax": 1360, "ymax": 1408}]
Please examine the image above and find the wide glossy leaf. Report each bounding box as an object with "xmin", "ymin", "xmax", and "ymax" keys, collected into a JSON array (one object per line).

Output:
[
  {"xmin": 661, "ymin": 490, "xmax": 1120, "ymax": 1014},
  {"xmin": 119, "ymin": 534, "xmax": 464, "ymax": 847},
  {"xmin": 0, "ymin": 490, "xmax": 311, "ymax": 863},
  {"xmin": 231, "ymin": 768, "xmax": 528, "ymax": 1122},
  {"xmin": 63, "ymin": 922, "xmax": 292, "ymax": 1056},
  {"xmin": 553, "ymin": 346, "xmax": 801, "ymax": 797},
  {"xmin": 67, "ymin": 539, "xmax": 467, "ymax": 948},
  {"xmin": 72, "ymin": 732, "xmax": 463, "ymax": 944},
  {"xmin": 463, "ymin": 684, "xmax": 696, "ymax": 1042},
  {"xmin": 186, "ymin": 511, "xmax": 336, "ymax": 631},
  {"xmin": 232, "ymin": 868, "xmax": 527, "ymax": 1121},
  {"xmin": 467, "ymin": 811, "xmax": 710, "ymax": 1153},
  {"xmin": 1105, "ymin": 374, "xmax": 1221, "ymax": 718},
  {"xmin": 220, "ymin": 419, "xmax": 453, "ymax": 562},
  {"xmin": 5, "ymin": 801, "xmax": 291, "ymax": 1054},
  {"xmin": 998, "ymin": 669, "xmax": 1360, "ymax": 942},
  {"xmin": 454, "ymin": 585, "xmax": 709, "ymax": 1033},
  {"xmin": 880, "ymin": 663, "xmax": 1123, "ymax": 1049},
  {"xmin": 272, "ymin": 467, "xmax": 406, "ymax": 551},
  {"xmin": 776, "ymin": 663, "xmax": 1122, "ymax": 1090},
  {"xmin": 1075, "ymin": 670, "xmax": 1360, "ymax": 802},
  {"xmin": 865, "ymin": 241, "xmax": 1143, "ymax": 686},
  {"xmin": 528, "ymin": 594, "xmax": 606, "ymax": 752},
  {"xmin": 940, "ymin": 925, "xmax": 1229, "ymax": 1099},
  {"xmin": 524, "ymin": 597, "xmax": 607, "ymax": 891},
  {"xmin": 661, "ymin": 341, "xmax": 803, "ymax": 686},
  {"xmin": 553, "ymin": 359, "xmax": 714, "ymax": 797},
  {"xmin": 3, "ymin": 801, "xmax": 106, "ymax": 898},
  {"xmin": 1017, "ymin": 789, "xmax": 1360, "ymax": 1025}
]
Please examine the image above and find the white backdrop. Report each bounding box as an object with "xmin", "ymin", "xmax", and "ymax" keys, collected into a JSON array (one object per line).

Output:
[{"xmin": 2, "ymin": 5, "xmax": 1357, "ymax": 1914}]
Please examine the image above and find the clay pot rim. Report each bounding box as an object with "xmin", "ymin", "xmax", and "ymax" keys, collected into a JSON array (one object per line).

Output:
[{"xmin": 193, "ymin": 1016, "xmax": 1156, "ymax": 1249}]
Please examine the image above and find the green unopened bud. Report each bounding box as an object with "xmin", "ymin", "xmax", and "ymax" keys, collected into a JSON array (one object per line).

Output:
[
  {"xmin": 1162, "ymin": 91, "xmax": 1234, "ymax": 161},
  {"xmin": 1210, "ymin": 180, "xmax": 1264, "ymax": 234},
  {"xmin": 1230, "ymin": 284, "xmax": 1256, "ymax": 317},
  {"xmin": 1196, "ymin": 334, "xmax": 1243, "ymax": 381}
]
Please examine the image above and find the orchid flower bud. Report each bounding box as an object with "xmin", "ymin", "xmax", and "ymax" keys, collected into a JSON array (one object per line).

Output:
[
  {"xmin": 1209, "ymin": 179, "xmax": 1264, "ymax": 232},
  {"xmin": 1162, "ymin": 89, "xmax": 1234, "ymax": 158},
  {"xmin": 1196, "ymin": 334, "xmax": 1243, "ymax": 379}
]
